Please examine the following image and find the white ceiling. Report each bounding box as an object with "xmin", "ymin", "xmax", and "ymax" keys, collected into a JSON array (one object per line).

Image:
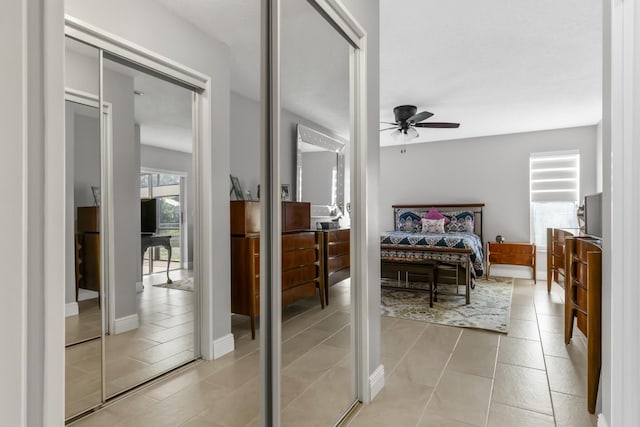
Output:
[
  {"xmin": 144, "ymin": 0, "xmax": 602, "ymax": 148},
  {"xmin": 379, "ymin": 0, "xmax": 602, "ymax": 146}
]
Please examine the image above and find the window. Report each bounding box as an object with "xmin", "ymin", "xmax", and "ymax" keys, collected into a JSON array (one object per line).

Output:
[{"xmin": 530, "ymin": 152, "xmax": 580, "ymax": 248}]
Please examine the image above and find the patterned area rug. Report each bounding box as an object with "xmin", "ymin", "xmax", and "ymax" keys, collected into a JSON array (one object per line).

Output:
[
  {"xmin": 152, "ymin": 278, "xmax": 193, "ymax": 292},
  {"xmin": 381, "ymin": 276, "xmax": 513, "ymax": 333}
]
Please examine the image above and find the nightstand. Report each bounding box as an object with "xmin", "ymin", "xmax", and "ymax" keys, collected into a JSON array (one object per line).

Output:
[{"xmin": 486, "ymin": 242, "xmax": 536, "ymax": 283}]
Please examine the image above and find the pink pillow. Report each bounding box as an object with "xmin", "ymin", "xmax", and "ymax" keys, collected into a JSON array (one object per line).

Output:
[{"xmin": 424, "ymin": 208, "xmax": 450, "ymax": 224}]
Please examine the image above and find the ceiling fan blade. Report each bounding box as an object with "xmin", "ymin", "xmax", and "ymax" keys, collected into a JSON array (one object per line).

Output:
[
  {"xmin": 407, "ymin": 111, "xmax": 434, "ymax": 123},
  {"xmin": 379, "ymin": 126, "xmax": 398, "ymax": 132},
  {"xmin": 415, "ymin": 122, "xmax": 460, "ymax": 128},
  {"xmin": 380, "ymin": 121, "xmax": 398, "ymax": 125}
]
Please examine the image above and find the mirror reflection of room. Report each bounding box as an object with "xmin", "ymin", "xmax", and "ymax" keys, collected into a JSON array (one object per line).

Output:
[
  {"xmin": 279, "ymin": 0, "xmax": 354, "ymax": 424},
  {"xmin": 101, "ymin": 55, "xmax": 197, "ymax": 398},
  {"xmin": 64, "ymin": 36, "xmax": 103, "ymax": 420}
]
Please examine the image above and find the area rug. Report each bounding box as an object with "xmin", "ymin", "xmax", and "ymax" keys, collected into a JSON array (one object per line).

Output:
[
  {"xmin": 152, "ymin": 278, "xmax": 193, "ymax": 292},
  {"xmin": 381, "ymin": 276, "xmax": 513, "ymax": 333}
]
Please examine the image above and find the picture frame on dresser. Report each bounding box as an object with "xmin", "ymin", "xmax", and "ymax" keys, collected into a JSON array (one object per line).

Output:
[{"xmin": 229, "ymin": 174, "xmax": 244, "ymax": 200}]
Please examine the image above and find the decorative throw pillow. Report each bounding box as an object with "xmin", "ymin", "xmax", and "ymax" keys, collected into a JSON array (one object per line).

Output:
[
  {"xmin": 421, "ymin": 218, "xmax": 445, "ymax": 233},
  {"xmin": 424, "ymin": 207, "xmax": 450, "ymax": 224},
  {"xmin": 396, "ymin": 210, "xmax": 423, "ymax": 232},
  {"xmin": 444, "ymin": 211, "xmax": 475, "ymax": 233}
]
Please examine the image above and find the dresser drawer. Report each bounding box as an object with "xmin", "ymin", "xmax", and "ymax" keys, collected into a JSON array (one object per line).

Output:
[
  {"xmin": 328, "ymin": 241, "xmax": 350, "ymax": 257},
  {"xmin": 282, "ymin": 248, "xmax": 316, "ymax": 270},
  {"xmin": 326, "ymin": 228, "xmax": 350, "ymax": 242},
  {"xmin": 328, "ymin": 253, "xmax": 349, "ymax": 272},
  {"xmin": 282, "ymin": 265, "xmax": 317, "ymax": 290},
  {"xmin": 282, "ymin": 231, "xmax": 316, "ymax": 251}
]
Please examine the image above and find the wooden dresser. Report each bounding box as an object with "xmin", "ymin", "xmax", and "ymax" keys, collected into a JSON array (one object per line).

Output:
[
  {"xmin": 546, "ymin": 228, "xmax": 576, "ymax": 293},
  {"xmin": 76, "ymin": 206, "xmax": 101, "ymax": 294},
  {"xmin": 486, "ymin": 241, "xmax": 536, "ymax": 282},
  {"xmin": 319, "ymin": 228, "xmax": 350, "ymax": 305},
  {"xmin": 230, "ymin": 201, "xmax": 325, "ymax": 338},
  {"xmin": 565, "ymin": 235, "xmax": 602, "ymax": 414}
]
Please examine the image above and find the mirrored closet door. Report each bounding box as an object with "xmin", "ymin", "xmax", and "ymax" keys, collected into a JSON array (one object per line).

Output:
[
  {"xmin": 101, "ymin": 54, "xmax": 199, "ymax": 398},
  {"xmin": 64, "ymin": 36, "xmax": 103, "ymax": 419},
  {"xmin": 65, "ymin": 34, "xmax": 200, "ymax": 420},
  {"xmin": 279, "ymin": 0, "xmax": 356, "ymax": 424}
]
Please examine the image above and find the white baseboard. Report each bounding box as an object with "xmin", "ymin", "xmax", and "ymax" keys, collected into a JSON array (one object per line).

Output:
[
  {"xmin": 597, "ymin": 414, "xmax": 609, "ymax": 427},
  {"xmin": 113, "ymin": 314, "xmax": 139, "ymax": 334},
  {"xmin": 65, "ymin": 302, "xmax": 79, "ymax": 317},
  {"xmin": 369, "ymin": 364, "xmax": 385, "ymax": 401},
  {"xmin": 211, "ymin": 333, "xmax": 235, "ymax": 360},
  {"xmin": 136, "ymin": 281, "xmax": 144, "ymax": 292},
  {"xmin": 490, "ymin": 265, "xmax": 535, "ymax": 281}
]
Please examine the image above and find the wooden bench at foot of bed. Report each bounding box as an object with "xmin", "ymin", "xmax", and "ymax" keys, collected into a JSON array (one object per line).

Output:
[{"xmin": 380, "ymin": 246, "xmax": 473, "ymax": 305}]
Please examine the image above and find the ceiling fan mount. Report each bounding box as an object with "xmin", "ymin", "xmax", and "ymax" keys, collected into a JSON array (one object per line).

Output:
[{"xmin": 381, "ymin": 105, "xmax": 460, "ymax": 153}]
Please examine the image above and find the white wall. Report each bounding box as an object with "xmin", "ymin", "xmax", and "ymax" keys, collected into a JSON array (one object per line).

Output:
[
  {"xmin": 379, "ymin": 126, "xmax": 598, "ymax": 276},
  {"xmin": 65, "ymin": 0, "xmax": 233, "ymax": 354},
  {"xmin": 230, "ymin": 91, "xmax": 348, "ymax": 200},
  {"xmin": 104, "ymin": 63, "xmax": 139, "ymax": 321},
  {"xmin": 73, "ymin": 114, "xmax": 100, "ymax": 208}
]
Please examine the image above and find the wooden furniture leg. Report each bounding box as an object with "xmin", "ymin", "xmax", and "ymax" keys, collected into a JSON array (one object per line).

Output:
[
  {"xmin": 546, "ymin": 228, "xmax": 553, "ymax": 292},
  {"xmin": 587, "ymin": 250, "xmax": 602, "ymax": 414},
  {"xmin": 166, "ymin": 243, "xmax": 173, "ymax": 284},
  {"xmin": 564, "ymin": 237, "xmax": 576, "ymax": 344}
]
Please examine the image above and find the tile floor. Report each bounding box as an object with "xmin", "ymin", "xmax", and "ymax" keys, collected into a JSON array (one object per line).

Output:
[
  {"xmin": 346, "ymin": 278, "xmax": 597, "ymax": 427},
  {"xmin": 66, "ymin": 270, "xmax": 196, "ymax": 419},
  {"xmin": 69, "ymin": 278, "xmax": 596, "ymax": 427}
]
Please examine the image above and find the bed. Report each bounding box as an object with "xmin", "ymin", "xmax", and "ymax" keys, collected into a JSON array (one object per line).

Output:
[{"xmin": 380, "ymin": 204, "xmax": 485, "ymax": 304}]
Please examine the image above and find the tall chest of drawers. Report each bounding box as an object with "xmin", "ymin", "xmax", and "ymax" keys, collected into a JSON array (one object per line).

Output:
[{"xmin": 230, "ymin": 201, "xmax": 325, "ymax": 338}]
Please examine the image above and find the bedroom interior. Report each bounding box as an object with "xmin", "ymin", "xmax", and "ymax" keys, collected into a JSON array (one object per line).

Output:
[{"xmin": 10, "ymin": 0, "xmax": 620, "ymax": 425}]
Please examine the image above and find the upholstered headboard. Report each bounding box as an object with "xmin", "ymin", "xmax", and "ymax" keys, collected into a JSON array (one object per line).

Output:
[{"xmin": 392, "ymin": 203, "xmax": 485, "ymax": 244}]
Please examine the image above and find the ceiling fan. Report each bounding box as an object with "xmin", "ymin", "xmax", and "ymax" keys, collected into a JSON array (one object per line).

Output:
[{"xmin": 380, "ymin": 105, "xmax": 460, "ymax": 153}]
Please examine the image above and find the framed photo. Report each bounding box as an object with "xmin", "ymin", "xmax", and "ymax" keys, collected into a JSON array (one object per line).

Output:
[
  {"xmin": 230, "ymin": 175, "xmax": 244, "ymax": 200},
  {"xmin": 91, "ymin": 186, "xmax": 101, "ymax": 206},
  {"xmin": 281, "ymin": 184, "xmax": 290, "ymax": 201}
]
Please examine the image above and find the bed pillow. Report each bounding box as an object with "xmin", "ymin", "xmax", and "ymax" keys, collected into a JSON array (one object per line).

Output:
[
  {"xmin": 423, "ymin": 208, "xmax": 450, "ymax": 225},
  {"xmin": 421, "ymin": 218, "xmax": 445, "ymax": 233},
  {"xmin": 444, "ymin": 211, "xmax": 475, "ymax": 233},
  {"xmin": 396, "ymin": 210, "xmax": 423, "ymax": 232}
]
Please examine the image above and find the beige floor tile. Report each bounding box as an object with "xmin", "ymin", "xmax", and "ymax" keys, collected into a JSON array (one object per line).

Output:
[
  {"xmin": 487, "ymin": 402, "xmax": 555, "ymax": 427},
  {"xmin": 537, "ymin": 313, "xmax": 565, "ymax": 334},
  {"xmin": 506, "ymin": 319, "xmax": 540, "ymax": 341},
  {"xmin": 348, "ymin": 374, "xmax": 433, "ymax": 427},
  {"xmin": 282, "ymin": 343, "xmax": 349, "ymax": 384},
  {"xmin": 545, "ymin": 355, "xmax": 587, "ymax": 397},
  {"xmin": 203, "ymin": 352, "xmax": 260, "ymax": 390},
  {"xmin": 281, "ymin": 327, "xmax": 334, "ymax": 367},
  {"xmin": 540, "ymin": 330, "xmax": 588, "ymax": 360},
  {"xmin": 552, "ymin": 392, "xmax": 598, "ymax": 427},
  {"xmin": 393, "ymin": 345, "xmax": 451, "ymax": 387},
  {"xmin": 447, "ymin": 330, "xmax": 498, "ymax": 378},
  {"xmin": 497, "ymin": 336, "xmax": 545, "ymax": 370},
  {"xmin": 492, "ymin": 363, "xmax": 553, "ymax": 415},
  {"xmin": 194, "ymin": 379, "xmax": 260, "ymax": 427},
  {"xmin": 425, "ymin": 370, "xmax": 492, "ymax": 426},
  {"xmin": 285, "ymin": 365, "xmax": 355, "ymax": 425},
  {"xmin": 417, "ymin": 413, "xmax": 477, "ymax": 426},
  {"xmin": 412, "ymin": 323, "xmax": 462, "ymax": 354}
]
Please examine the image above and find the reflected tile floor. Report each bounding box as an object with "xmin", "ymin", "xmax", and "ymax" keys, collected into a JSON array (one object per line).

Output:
[
  {"xmin": 66, "ymin": 270, "xmax": 195, "ymax": 419},
  {"xmin": 71, "ymin": 278, "xmax": 596, "ymax": 427}
]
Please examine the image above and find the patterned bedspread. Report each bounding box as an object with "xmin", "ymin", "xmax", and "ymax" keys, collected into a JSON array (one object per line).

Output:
[{"xmin": 380, "ymin": 231, "xmax": 485, "ymax": 277}]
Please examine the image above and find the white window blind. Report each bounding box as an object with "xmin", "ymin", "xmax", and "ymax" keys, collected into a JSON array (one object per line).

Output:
[{"xmin": 530, "ymin": 152, "xmax": 580, "ymax": 203}]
